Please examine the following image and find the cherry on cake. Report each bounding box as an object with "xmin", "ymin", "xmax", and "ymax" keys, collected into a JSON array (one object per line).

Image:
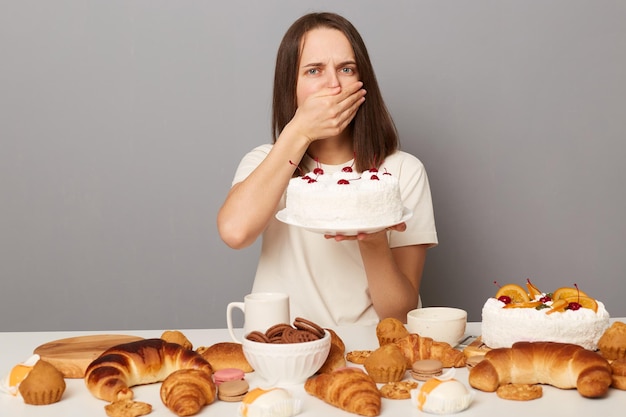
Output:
[
  {"xmin": 284, "ymin": 167, "xmax": 404, "ymax": 229},
  {"xmin": 481, "ymin": 280, "xmax": 610, "ymax": 351}
]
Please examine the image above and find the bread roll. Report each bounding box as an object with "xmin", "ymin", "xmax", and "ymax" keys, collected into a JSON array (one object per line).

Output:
[
  {"xmin": 84, "ymin": 338, "xmax": 213, "ymax": 402},
  {"xmin": 197, "ymin": 342, "xmax": 253, "ymax": 372},
  {"xmin": 469, "ymin": 341, "xmax": 612, "ymax": 398}
]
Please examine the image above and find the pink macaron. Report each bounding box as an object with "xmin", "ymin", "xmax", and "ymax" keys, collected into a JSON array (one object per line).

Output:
[{"xmin": 213, "ymin": 368, "xmax": 245, "ymax": 386}]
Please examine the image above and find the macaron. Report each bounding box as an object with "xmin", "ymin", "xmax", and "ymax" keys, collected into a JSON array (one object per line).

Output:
[
  {"xmin": 213, "ymin": 368, "xmax": 245, "ymax": 386},
  {"xmin": 217, "ymin": 379, "xmax": 249, "ymax": 402},
  {"xmin": 410, "ymin": 359, "xmax": 443, "ymax": 381}
]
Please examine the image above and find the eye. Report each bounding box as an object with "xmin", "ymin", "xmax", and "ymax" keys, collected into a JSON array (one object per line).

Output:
[
  {"xmin": 306, "ymin": 68, "xmax": 320, "ymax": 75},
  {"xmin": 340, "ymin": 67, "xmax": 356, "ymax": 75}
]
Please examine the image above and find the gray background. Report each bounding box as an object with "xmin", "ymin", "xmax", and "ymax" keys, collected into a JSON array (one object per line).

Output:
[{"xmin": 2, "ymin": 0, "xmax": 625, "ymax": 331}]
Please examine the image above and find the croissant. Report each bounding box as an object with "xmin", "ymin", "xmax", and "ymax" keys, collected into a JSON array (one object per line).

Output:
[
  {"xmin": 468, "ymin": 341, "xmax": 612, "ymax": 398},
  {"xmin": 394, "ymin": 334, "xmax": 466, "ymax": 368},
  {"xmin": 304, "ymin": 368, "xmax": 381, "ymax": 416},
  {"xmin": 84, "ymin": 338, "xmax": 213, "ymax": 402},
  {"xmin": 160, "ymin": 369, "xmax": 216, "ymax": 416}
]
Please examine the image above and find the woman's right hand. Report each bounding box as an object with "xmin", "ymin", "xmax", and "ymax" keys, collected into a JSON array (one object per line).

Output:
[{"xmin": 288, "ymin": 81, "xmax": 366, "ymax": 144}]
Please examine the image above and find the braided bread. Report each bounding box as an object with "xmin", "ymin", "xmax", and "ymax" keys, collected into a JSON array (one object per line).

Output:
[
  {"xmin": 469, "ymin": 341, "xmax": 612, "ymax": 398},
  {"xmin": 84, "ymin": 338, "xmax": 213, "ymax": 402}
]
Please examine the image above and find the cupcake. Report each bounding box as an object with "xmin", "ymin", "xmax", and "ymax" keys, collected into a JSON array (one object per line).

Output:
[
  {"xmin": 239, "ymin": 387, "xmax": 301, "ymax": 417},
  {"xmin": 18, "ymin": 359, "xmax": 66, "ymax": 405},
  {"xmin": 410, "ymin": 378, "xmax": 474, "ymax": 414},
  {"xmin": 364, "ymin": 344, "xmax": 407, "ymax": 383},
  {"xmin": 376, "ymin": 317, "xmax": 409, "ymax": 346},
  {"xmin": 598, "ymin": 321, "xmax": 626, "ymax": 360}
]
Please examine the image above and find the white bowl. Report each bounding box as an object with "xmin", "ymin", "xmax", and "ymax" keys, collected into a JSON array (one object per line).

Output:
[
  {"xmin": 242, "ymin": 331, "xmax": 331, "ymax": 385},
  {"xmin": 407, "ymin": 307, "xmax": 467, "ymax": 346}
]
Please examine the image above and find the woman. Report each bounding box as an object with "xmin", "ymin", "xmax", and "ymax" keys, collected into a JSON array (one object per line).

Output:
[{"xmin": 218, "ymin": 12, "xmax": 437, "ymax": 326}]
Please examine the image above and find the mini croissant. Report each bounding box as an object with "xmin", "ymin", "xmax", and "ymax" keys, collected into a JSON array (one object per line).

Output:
[
  {"xmin": 160, "ymin": 369, "xmax": 216, "ymax": 416},
  {"xmin": 305, "ymin": 368, "xmax": 381, "ymax": 416},
  {"xmin": 394, "ymin": 334, "xmax": 466, "ymax": 368}
]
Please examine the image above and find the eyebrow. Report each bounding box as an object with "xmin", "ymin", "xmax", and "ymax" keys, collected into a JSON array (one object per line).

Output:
[{"xmin": 301, "ymin": 60, "xmax": 357, "ymax": 69}]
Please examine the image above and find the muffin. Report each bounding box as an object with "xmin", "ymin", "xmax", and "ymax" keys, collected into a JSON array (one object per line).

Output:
[
  {"xmin": 610, "ymin": 359, "xmax": 626, "ymax": 390},
  {"xmin": 598, "ymin": 321, "xmax": 626, "ymax": 360},
  {"xmin": 364, "ymin": 344, "xmax": 407, "ymax": 383},
  {"xmin": 376, "ymin": 317, "xmax": 409, "ymax": 346},
  {"xmin": 18, "ymin": 359, "xmax": 66, "ymax": 405}
]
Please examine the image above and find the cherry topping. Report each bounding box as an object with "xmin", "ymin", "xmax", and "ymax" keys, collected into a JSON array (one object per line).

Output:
[
  {"xmin": 342, "ymin": 157, "xmax": 355, "ymax": 173},
  {"xmin": 313, "ymin": 158, "xmax": 324, "ymax": 175},
  {"xmin": 568, "ymin": 302, "xmax": 582, "ymax": 311},
  {"xmin": 539, "ymin": 295, "xmax": 552, "ymax": 303},
  {"xmin": 368, "ymin": 167, "xmax": 379, "ymax": 173},
  {"xmin": 289, "ymin": 160, "xmax": 305, "ymax": 176},
  {"xmin": 567, "ymin": 283, "xmax": 582, "ymax": 310},
  {"xmin": 337, "ymin": 179, "xmax": 350, "ymax": 185},
  {"xmin": 498, "ymin": 295, "xmax": 512, "ymax": 304},
  {"xmin": 370, "ymin": 175, "xmax": 380, "ymax": 180}
]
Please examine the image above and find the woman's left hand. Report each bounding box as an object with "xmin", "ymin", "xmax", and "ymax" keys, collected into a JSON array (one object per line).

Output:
[{"xmin": 324, "ymin": 222, "xmax": 407, "ymax": 242}]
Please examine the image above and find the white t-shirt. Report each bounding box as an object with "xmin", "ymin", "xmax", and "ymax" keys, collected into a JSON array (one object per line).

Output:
[{"xmin": 232, "ymin": 144, "xmax": 438, "ymax": 327}]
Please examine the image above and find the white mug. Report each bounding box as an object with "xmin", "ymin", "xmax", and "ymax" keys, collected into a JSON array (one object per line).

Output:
[{"xmin": 226, "ymin": 292, "xmax": 290, "ymax": 343}]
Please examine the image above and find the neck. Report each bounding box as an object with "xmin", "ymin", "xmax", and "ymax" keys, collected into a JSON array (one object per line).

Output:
[{"xmin": 307, "ymin": 134, "xmax": 354, "ymax": 166}]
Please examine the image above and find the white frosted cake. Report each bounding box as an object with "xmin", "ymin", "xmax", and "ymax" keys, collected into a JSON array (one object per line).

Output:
[
  {"xmin": 481, "ymin": 297, "xmax": 610, "ymax": 351},
  {"xmin": 284, "ymin": 168, "xmax": 404, "ymax": 229}
]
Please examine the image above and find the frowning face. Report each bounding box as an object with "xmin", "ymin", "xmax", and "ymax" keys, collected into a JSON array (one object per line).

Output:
[{"xmin": 296, "ymin": 28, "xmax": 360, "ymax": 107}]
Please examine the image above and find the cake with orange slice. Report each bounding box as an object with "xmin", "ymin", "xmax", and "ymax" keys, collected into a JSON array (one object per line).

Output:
[{"xmin": 481, "ymin": 279, "xmax": 610, "ymax": 350}]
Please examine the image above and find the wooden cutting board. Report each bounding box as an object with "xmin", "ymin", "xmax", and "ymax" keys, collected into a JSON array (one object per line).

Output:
[{"xmin": 34, "ymin": 334, "xmax": 143, "ymax": 378}]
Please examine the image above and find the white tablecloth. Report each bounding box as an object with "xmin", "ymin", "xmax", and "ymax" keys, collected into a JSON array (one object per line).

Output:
[{"xmin": 1, "ymin": 322, "xmax": 624, "ymax": 416}]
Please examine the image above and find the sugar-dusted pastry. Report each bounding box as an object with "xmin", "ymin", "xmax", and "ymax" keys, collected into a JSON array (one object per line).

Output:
[
  {"xmin": 376, "ymin": 317, "xmax": 409, "ymax": 346},
  {"xmin": 18, "ymin": 359, "xmax": 66, "ymax": 405},
  {"xmin": 598, "ymin": 321, "xmax": 626, "ymax": 361},
  {"xmin": 363, "ymin": 344, "xmax": 407, "ymax": 383},
  {"xmin": 305, "ymin": 368, "xmax": 381, "ymax": 416}
]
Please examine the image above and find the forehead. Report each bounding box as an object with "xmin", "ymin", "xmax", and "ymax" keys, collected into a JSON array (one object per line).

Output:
[{"xmin": 299, "ymin": 28, "xmax": 355, "ymax": 63}]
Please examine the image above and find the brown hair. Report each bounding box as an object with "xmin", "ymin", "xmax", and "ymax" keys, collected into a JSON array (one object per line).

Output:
[{"xmin": 272, "ymin": 12, "xmax": 398, "ymax": 173}]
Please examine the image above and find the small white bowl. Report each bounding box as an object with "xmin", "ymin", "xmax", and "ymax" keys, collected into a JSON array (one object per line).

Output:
[
  {"xmin": 242, "ymin": 331, "xmax": 331, "ymax": 385},
  {"xmin": 407, "ymin": 307, "xmax": 467, "ymax": 346}
]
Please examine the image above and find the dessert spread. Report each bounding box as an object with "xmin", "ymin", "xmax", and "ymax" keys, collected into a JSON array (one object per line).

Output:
[
  {"xmin": 481, "ymin": 280, "xmax": 610, "ymax": 350},
  {"xmin": 284, "ymin": 164, "xmax": 404, "ymax": 229}
]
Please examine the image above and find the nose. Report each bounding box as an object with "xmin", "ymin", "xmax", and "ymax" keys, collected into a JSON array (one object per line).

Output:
[{"xmin": 325, "ymin": 70, "xmax": 340, "ymax": 88}]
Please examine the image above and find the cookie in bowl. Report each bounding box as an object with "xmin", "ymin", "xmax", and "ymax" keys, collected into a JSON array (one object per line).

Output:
[{"xmin": 241, "ymin": 318, "xmax": 331, "ymax": 385}]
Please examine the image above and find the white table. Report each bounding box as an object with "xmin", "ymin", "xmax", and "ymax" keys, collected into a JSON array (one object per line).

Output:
[{"xmin": 1, "ymin": 322, "xmax": 625, "ymax": 416}]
